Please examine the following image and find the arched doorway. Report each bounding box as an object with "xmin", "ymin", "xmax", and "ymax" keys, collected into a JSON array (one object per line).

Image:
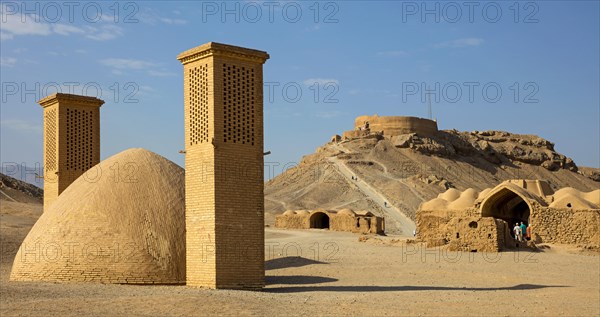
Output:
[
  {"xmin": 480, "ymin": 187, "xmax": 531, "ymax": 224},
  {"xmin": 309, "ymin": 212, "xmax": 330, "ymax": 229}
]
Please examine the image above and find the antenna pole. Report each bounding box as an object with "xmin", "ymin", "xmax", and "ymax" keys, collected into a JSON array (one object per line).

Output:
[{"xmin": 426, "ymin": 86, "xmax": 433, "ymax": 120}]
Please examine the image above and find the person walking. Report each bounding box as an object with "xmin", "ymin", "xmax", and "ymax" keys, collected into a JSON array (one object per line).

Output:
[
  {"xmin": 513, "ymin": 223, "xmax": 521, "ymax": 241},
  {"xmin": 520, "ymin": 222, "xmax": 527, "ymax": 242},
  {"xmin": 526, "ymin": 224, "xmax": 532, "ymax": 241}
]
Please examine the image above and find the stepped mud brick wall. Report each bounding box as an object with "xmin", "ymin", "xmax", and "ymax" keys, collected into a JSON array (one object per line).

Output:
[
  {"xmin": 178, "ymin": 42, "xmax": 269, "ymax": 290},
  {"xmin": 38, "ymin": 93, "xmax": 103, "ymax": 211}
]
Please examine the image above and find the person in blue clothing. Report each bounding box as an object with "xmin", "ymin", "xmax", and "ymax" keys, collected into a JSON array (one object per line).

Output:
[{"xmin": 520, "ymin": 222, "xmax": 527, "ymax": 242}]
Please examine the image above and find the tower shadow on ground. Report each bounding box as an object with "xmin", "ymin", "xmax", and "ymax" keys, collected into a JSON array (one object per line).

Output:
[
  {"xmin": 264, "ymin": 284, "xmax": 569, "ymax": 293},
  {"xmin": 265, "ymin": 256, "xmax": 328, "ymax": 270}
]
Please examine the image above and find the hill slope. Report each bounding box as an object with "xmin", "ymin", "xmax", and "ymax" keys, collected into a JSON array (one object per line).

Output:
[
  {"xmin": 265, "ymin": 129, "xmax": 599, "ymax": 235},
  {"xmin": 0, "ymin": 173, "xmax": 43, "ymax": 204}
]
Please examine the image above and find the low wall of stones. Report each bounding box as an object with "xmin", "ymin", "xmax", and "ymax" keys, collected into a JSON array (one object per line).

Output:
[
  {"xmin": 530, "ymin": 207, "xmax": 600, "ymax": 246},
  {"xmin": 332, "ymin": 215, "xmax": 384, "ymax": 234},
  {"xmin": 417, "ymin": 209, "xmax": 503, "ymax": 252},
  {"xmin": 275, "ymin": 215, "xmax": 307, "ymax": 229}
]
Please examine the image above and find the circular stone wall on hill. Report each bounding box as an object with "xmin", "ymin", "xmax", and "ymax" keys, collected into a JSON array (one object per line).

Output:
[
  {"xmin": 10, "ymin": 148, "xmax": 186, "ymax": 284},
  {"xmin": 354, "ymin": 115, "xmax": 438, "ymax": 137}
]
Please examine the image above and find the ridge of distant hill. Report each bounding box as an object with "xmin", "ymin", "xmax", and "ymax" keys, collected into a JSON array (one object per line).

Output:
[{"xmin": 0, "ymin": 173, "xmax": 43, "ymax": 204}]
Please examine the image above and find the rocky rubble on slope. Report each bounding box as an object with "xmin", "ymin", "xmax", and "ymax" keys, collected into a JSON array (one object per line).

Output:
[
  {"xmin": 578, "ymin": 167, "xmax": 600, "ymax": 182},
  {"xmin": 0, "ymin": 173, "xmax": 43, "ymax": 200},
  {"xmin": 390, "ymin": 129, "xmax": 580, "ymax": 173}
]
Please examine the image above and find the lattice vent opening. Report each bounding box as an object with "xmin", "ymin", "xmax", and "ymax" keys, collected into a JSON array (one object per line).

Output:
[
  {"xmin": 44, "ymin": 109, "xmax": 57, "ymax": 171},
  {"xmin": 189, "ymin": 64, "xmax": 210, "ymax": 145},
  {"xmin": 222, "ymin": 63, "xmax": 255, "ymax": 146},
  {"xmin": 66, "ymin": 108, "xmax": 94, "ymax": 171}
]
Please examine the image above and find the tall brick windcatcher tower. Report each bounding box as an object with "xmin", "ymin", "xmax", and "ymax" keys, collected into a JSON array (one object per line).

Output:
[
  {"xmin": 177, "ymin": 42, "xmax": 269, "ymax": 289},
  {"xmin": 38, "ymin": 93, "xmax": 104, "ymax": 211}
]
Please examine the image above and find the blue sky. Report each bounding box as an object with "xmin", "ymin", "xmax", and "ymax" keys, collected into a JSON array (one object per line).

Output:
[{"xmin": 1, "ymin": 1, "xmax": 599, "ymax": 185}]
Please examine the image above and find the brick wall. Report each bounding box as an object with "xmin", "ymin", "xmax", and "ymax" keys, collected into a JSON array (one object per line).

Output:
[
  {"xmin": 416, "ymin": 208, "xmax": 503, "ymax": 252},
  {"xmin": 530, "ymin": 207, "xmax": 599, "ymax": 246}
]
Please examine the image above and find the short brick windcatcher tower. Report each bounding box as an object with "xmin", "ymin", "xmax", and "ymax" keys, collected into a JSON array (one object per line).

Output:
[
  {"xmin": 177, "ymin": 42, "xmax": 269, "ymax": 289},
  {"xmin": 38, "ymin": 93, "xmax": 104, "ymax": 211}
]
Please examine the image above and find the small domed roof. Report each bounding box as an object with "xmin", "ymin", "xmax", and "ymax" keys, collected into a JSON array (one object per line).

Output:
[
  {"xmin": 283, "ymin": 210, "xmax": 297, "ymax": 216},
  {"xmin": 337, "ymin": 208, "xmax": 356, "ymax": 216},
  {"xmin": 461, "ymin": 188, "xmax": 478, "ymax": 200},
  {"xmin": 549, "ymin": 194, "xmax": 599, "ymax": 209},
  {"xmin": 420, "ymin": 198, "xmax": 449, "ymax": 211},
  {"xmin": 439, "ymin": 188, "xmax": 461, "ymax": 202},
  {"xmin": 355, "ymin": 210, "xmax": 375, "ymax": 216},
  {"xmin": 311, "ymin": 208, "xmax": 329, "ymax": 214},
  {"xmin": 478, "ymin": 188, "xmax": 492, "ymax": 200}
]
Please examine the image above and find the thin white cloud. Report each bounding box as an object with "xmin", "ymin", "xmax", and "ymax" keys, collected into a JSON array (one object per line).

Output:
[
  {"xmin": 100, "ymin": 58, "xmax": 175, "ymax": 77},
  {"xmin": 1, "ymin": 13, "xmax": 51, "ymax": 36},
  {"xmin": 303, "ymin": 78, "xmax": 339, "ymax": 86},
  {"xmin": 100, "ymin": 14, "xmax": 119, "ymax": 23},
  {"xmin": 84, "ymin": 25, "xmax": 124, "ymax": 41},
  {"xmin": 304, "ymin": 24, "xmax": 321, "ymax": 32},
  {"xmin": 52, "ymin": 24, "xmax": 85, "ymax": 36},
  {"xmin": 100, "ymin": 58, "xmax": 156, "ymax": 70},
  {"xmin": 0, "ymin": 5, "xmax": 123, "ymax": 41},
  {"xmin": 135, "ymin": 85, "xmax": 156, "ymax": 97},
  {"xmin": 315, "ymin": 111, "xmax": 343, "ymax": 118},
  {"xmin": 1, "ymin": 120, "xmax": 42, "ymax": 133},
  {"xmin": 435, "ymin": 38, "xmax": 484, "ymax": 48},
  {"xmin": 377, "ymin": 50, "xmax": 409, "ymax": 57},
  {"xmin": 146, "ymin": 70, "xmax": 177, "ymax": 77},
  {"xmin": 159, "ymin": 17, "xmax": 187, "ymax": 25},
  {"xmin": 0, "ymin": 32, "xmax": 15, "ymax": 40},
  {"xmin": 0, "ymin": 57, "xmax": 17, "ymax": 67},
  {"xmin": 138, "ymin": 9, "xmax": 188, "ymax": 25},
  {"xmin": 48, "ymin": 51, "xmax": 67, "ymax": 56}
]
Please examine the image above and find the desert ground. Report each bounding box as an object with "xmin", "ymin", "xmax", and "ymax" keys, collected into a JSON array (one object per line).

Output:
[{"xmin": 1, "ymin": 200, "xmax": 599, "ymax": 316}]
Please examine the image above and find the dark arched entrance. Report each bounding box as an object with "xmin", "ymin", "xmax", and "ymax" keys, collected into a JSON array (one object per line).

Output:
[
  {"xmin": 309, "ymin": 212, "xmax": 330, "ymax": 229},
  {"xmin": 481, "ymin": 188, "xmax": 531, "ymax": 224}
]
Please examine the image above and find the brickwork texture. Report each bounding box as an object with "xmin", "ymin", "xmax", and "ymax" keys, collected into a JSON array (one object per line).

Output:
[
  {"xmin": 178, "ymin": 42, "xmax": 269, "ymax": 289},
  {"xmin": 38, "ymin": 93, "xmax": 103, "ymax": 212}
]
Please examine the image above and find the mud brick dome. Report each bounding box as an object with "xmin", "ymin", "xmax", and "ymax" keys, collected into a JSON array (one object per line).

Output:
[{"xmin": 10, "ymin": 148, "xmax": 186, "ymax": 284}]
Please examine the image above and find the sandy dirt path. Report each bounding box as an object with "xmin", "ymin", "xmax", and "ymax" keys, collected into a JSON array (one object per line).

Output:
[{"xmin": 327, "ymin": 155, "xmax": 416, "ymax": 236}]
